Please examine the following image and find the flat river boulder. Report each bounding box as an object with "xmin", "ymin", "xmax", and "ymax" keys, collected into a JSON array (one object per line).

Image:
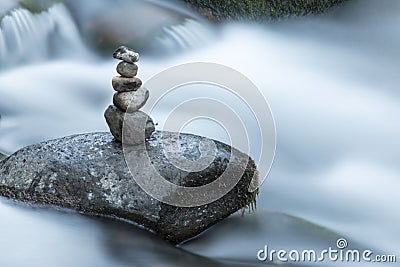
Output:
[{"xmin": 0, "ymin": 131, "xmax": 258, "ymax": 244}]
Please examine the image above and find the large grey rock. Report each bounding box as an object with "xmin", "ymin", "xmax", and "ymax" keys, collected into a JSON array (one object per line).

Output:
[
  {"xmin": 0, "ymin": 132, "xmax": 258, "ymax": 244},
  {"xmin": 104, "ymin": 105, "xmax": 155, "ymax": 144},
  {"xmin": 113, "ymin": 87, "xmax": 149, "ymax": 113}
]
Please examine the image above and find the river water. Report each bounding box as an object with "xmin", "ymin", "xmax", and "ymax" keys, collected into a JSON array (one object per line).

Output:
[{"xmin": 0, "ymin": 0, "xmax": 399, "ymax": 266}]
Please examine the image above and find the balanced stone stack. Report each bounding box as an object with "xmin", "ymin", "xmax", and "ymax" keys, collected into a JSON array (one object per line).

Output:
[{"xmin": 104, "ymin": 46, "xmax": 155, "ymax": 145}]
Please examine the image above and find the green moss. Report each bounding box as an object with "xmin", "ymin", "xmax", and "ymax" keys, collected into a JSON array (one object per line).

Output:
[
  {"xmin": 240, "ymin": 165, "xmax": 259, "ymax": 215},
  {"xmin": 18, "ymin": 0, "xmax": 61, "ymax": 13},
  {"xmin": 182, "ymin": 0, "xmax": 347, "ymax": 21},
  {"xmin": 266, "ymin": 0, "xmax": 347, "ymax": 18},
  {"xmin": 241, "ymin": 187, "xmax": 259, "ymax": 215}
]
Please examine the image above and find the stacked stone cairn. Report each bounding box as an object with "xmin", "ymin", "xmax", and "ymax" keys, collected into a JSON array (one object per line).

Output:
[{"xmin": 104, "ymin": 46, "xmax": 155, "ymax": 145}]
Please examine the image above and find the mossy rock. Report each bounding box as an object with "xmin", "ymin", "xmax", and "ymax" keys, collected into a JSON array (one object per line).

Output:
[{"xmin": 182, "ymin": 0, "xmax": 348, "ymax": 21}]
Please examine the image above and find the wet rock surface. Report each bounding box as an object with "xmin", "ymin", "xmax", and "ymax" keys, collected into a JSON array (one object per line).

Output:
[
  {"xmin": 113, "ymin": 87, "xmax": 149, "ymax": 113},
  {"xmin": 0, "ymin": 132, "xmax": 257, "ymax": 244},
  {"xmin": 113, "ymin": 46, "xmax": 139, "ymax": 64},
  {"xmin": 116, "ymin": 61, "xmax": 138, "ymax": 78},
  {"xmin": 112, "ymin": 76, "xmax": 142, "ymax": 92},
  {"xmin": 104, "ymin": 106, "xmax": 155, "ymax": 144}
]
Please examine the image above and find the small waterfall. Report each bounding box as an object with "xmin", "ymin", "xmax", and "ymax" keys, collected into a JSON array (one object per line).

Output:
[
  {"xmin": 0, "ymin": 4, "xmax": 88, "ymax": 68},
  {"xmin": 154, "ymin": 19, "xmax": 215, "ymax": 53}
]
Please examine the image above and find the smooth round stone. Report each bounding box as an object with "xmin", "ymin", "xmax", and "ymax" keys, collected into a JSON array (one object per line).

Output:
[
  {"xmin": 117, "ymin": 61, "xmax": 138, "ymax": 78},
  {"xmin": 112, "ymin": 76, "xmax": 142, "ymax": 92},
  {"xmin": 113, "ymin": 46, "xmax": 139, "ymax": 64},
  {"xmin": 104, "ymin": 105, "xmax": 154, "ymax": 144},
  {"xmin": 113, "ymin": 86, "xmax": 149, "ymax": 113}
]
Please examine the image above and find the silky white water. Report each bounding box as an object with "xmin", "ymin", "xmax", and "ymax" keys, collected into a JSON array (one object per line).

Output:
[{"xmin": 0, "ymin": 0, "xmax": 399, "ymax": 266}]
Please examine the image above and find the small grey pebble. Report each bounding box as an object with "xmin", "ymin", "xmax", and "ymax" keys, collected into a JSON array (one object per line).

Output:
[
  {"xmin": 112, "ymin": 76, "xmax": 142, "ymax": 92},
  {"xmin": 113, "ymin": 46, "xmax": 139, "ymax": 64},
  {"xmin": 117, "ymin": 61, "xmax": 138, "ymax": 78}
]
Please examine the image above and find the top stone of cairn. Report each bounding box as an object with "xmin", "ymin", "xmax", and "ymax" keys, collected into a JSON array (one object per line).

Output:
[{"xmin": 113, "ymin": 46, "xmax": 140, "ymax": 64}]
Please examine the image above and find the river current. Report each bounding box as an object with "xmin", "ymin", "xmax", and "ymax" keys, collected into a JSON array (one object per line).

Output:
[{"xmin": 0, "ymin": 0, "xmax": 399, "ymax": 266}]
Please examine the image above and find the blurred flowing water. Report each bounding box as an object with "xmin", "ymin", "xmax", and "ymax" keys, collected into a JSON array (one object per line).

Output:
[
  {"xmin": 0, "ymin": 0, "xmax": 399, "ymax": 266},
  {"xmin": 0, "ymin": 4, "xmax": 88, "ymax": 68}
]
